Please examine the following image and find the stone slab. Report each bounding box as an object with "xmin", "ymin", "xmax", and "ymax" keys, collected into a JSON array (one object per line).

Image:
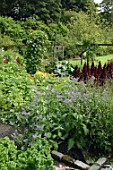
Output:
[
  {"xmin": 52, "ymin": 150, "xmax": 90, "ymax": 169},
  {"xmin": 74, "ymin": 160, "xmax": 90, "ymax": 169},
  {"xmin": 51, "ymin": 150, "xmax": 64, "ymax": 160},
  {"xmin": 89, "ymin": 158, "xmax": 107, "ymax": 170}
]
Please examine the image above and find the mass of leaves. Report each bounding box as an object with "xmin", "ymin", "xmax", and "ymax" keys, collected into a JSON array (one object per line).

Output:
[
  {"xmin": 0, "ymin": 137, "xmax": 53, "ymax": 170},
  {"xmin": 1, "ymin": 0, "xmax": 113, "ymax": 167}
]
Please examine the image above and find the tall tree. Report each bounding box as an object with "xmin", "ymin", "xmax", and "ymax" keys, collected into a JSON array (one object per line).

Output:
[
  {"xmin": 100, "ymin": 0, "xmax": 113, "ymax": 24},
  {"xmin": 0, "ymin": 0, "xmax": 16, "ymax": 16},
  {"xmin": 36, "ymin": 0, "xmax": 62, "ymax": 23},
  {"xmin": 61, "ymin": 0, "xmax": 96, "ymax": 12},
  {"xmin": 0, "ymin": 0, "xmax": 62, "ymax": 22}
]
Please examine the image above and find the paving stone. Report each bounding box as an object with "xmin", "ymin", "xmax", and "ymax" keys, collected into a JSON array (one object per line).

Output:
[
  {"xmin": 96, "ymin": 158, "xmax": 107, "ymax": 166},
  {"xmin": 51, "ymin": 150, "xmax": 64, "ymax": 160},
  {"xmin": 52, "ymin": 150, "xmax": 90, "ymax": 169},
  {"xmin": 89, "ymin": 158, "xmax": 107, "ymax": 170},
  {"xmin": 74, "ymin": 160, "xmax": 90, "ymax": 169}
]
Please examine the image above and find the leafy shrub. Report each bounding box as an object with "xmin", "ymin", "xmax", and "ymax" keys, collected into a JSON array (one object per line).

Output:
[
  {"xmin": 0, "ymin": 137, "xmax": 53, "ymax": 170},
  {"xmin": 0, "ymin": 48, "xmax": 24, "ymax": 65},
  {"xmin": 34, "ymin": 71, "xmax": 54, "ymax": 86},
  {"xmin": 0, "ymin": 35, "xmax": 15, "ymax": 49},
  {"xmin": 25, "ymin": 30, "xmax": 49, "ymax": 74},
  {"xmin": 10, "ymin": 77, "xmax": 68, "ymax": 149},
  {"xmin": 20, "ymin": 16, "xmax": 48, "ymax": 33},
  {"xmin": 59, "ymin": 83, "xmax": 113, "ymax": 152},
  {"xmin": 45, "ymin": 60, "xmax": 74, "ymax": 77},
  {"xmin": 0, "ymin": 62, "xmax": 33, "ymax": 121},
  {"xmin": 0, "ymin": 137, "xmax": 17, "ymax": 170},
  {"xmin": 0, "ymin": 16, "xmax": 24, "ymax": 40},
  {"xmin": 12, "ymin": 78, "xmax": 113, "ymax": 153}
]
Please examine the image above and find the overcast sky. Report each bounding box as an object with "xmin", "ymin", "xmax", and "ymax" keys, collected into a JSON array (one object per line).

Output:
[{"xmin": 94, "ymin": 0, "xmax": 102, "ymax": 4}]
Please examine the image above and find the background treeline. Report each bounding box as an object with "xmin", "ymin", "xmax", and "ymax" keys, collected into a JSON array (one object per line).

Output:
[{"xmin": 0, "ymin": 0, "xmax": 113, "ymax": 59}]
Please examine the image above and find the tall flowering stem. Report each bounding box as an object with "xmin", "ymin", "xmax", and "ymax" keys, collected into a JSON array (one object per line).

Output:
[{"xmin": 72, "ymin": 59, "xmax": 113, "ymax": 85}]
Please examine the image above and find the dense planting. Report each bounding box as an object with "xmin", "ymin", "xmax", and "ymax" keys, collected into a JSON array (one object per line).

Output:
[
  {"xmin": 25, "ymin": 81, "xmax": 113, "ymax": 152},
  {"xmin": 1, "ymin": 0, "xmax": 113, "ymax": 168},
  {"xmin": 72, "ymin": 60, "xmax": 113, "ymax": 85},
  {"xmin": 0, "ymin": 137, "xmax": 53, "ymax": 170},
  {"xmin": 1, "ymin": 73, "xmax": 113, "ymax": 153},
  {"xmin": 1, "ymin": 52, "xmax": 113, "ymax": 168},
  {"xmin": 0, "ymin": 62, "xmax": 33, "ymax": 122},
  {"xmin": 45, "ymin": 60, "xmax": 74, "ymax": 77},
  {"xmin": 1, "ymin": 58, "xmax": 113, "ymax": 169}
]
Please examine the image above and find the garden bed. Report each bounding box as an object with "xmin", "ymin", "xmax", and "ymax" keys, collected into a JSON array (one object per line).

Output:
[{"xmin": 1, "ymin": 60, "xmax": 113, "ymax": 169}]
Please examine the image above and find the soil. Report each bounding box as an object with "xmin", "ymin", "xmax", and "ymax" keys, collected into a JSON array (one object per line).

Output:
[
  {"xmin": 51, "ymin": 141, "xmax": 89, "ymax": 169},
  {"xmin": 0, "ymin": 121, "xmax": 15, "ymax": 138},
  {"xmin": 58, "ymin": 141, "xmax": 86, "ymax": 162}
]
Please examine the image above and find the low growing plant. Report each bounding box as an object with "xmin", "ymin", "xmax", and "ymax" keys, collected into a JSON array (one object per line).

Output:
[
  {"xmin": 45, "ymin": 60, "xmax": 74, "ymax": 77},
  {"xmin": 10, "ymin": 78, "xmax": 113, "ymax": 154},
  {"xmin": 0, "ymin": 137, "xmax": 53, "ymax": 170},
  {"xmin": 0, "ymin": 62, "xmax": 33, "ymax": 122},
  {"xmin": 0, "ymin": 48, "xmax": 24, "ymax": 65}
]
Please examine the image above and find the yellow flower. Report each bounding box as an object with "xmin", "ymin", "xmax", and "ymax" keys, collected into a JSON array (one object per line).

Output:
[
  {"xmin": 36, "ymin": 71, "xmax": 43, "ymax": 75},
  {"xmin": 36, "ymin": 71, "xmax": 54, "ymax": 77}
]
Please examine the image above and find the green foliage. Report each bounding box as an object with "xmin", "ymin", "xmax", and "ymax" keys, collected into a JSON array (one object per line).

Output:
[
  {"xmin": 0, "ymin": 63, "xmax": 33, "ymax": 120},
  {"xmin": 36, "ymin": 0, "xmax": 62, "ymax": 23},
  {"xmin": 0, "ymin": 0, "xmax": 15, "ymax": 16},
  {"xmin": 100, "ymin": 0, "xmax": 113, "ymax": 24},
  {"xmin": 19, "ymin": 16, "xmax": 49, "ymax": 34},
  {"xmin": 45, "ymin": 60, "xmax": 74, "ymax": 76},
  {"xmin": 0, "ymin": 35, "xmax": 15, "ymax": 48},
  {"xmin": 1, "ymin": 0, "xmax": 113, "ymax": 158},
  {"xmin": 0, "ymin": 137, "xmax": 17, "ymax": 163},
  {"xmin": 0, "ymin": 137, "xmax": 53, "ymax": 170},
  {"xmin": 25, "ymin": 30, "xmax": 49, "ymax": 74},
  {"xmin": 82, "ymin": 40, "xmax": 96, "ymax": 62},
  {"xmin": 65, "ymin": 11, "xmax": 102, "ymax": 57},
  {"xmin": 9, "ymin": 76, "xmax": 113, "ymax": 153},
  {"xmin": 0, "ymin": 16, "xmax": 24, "ymax": 40},
  {"xmin": 0, "ymin": 0, "xmax": 62, "ymax": 23},
  {"xmin": 34, "ymin": 71, "xmax": 54, "ymax": 86},
  {"xmin": 10, "ymin": 77, "xmax": 67, "ymax": 150},
  {"xmin": 48, "ymin": 22, "xmax": 69, "ymax": 41},
  {"xmin": 61, "ymin": 10, "xmax": 113, "ymax": 58},
  {"xmin": 61, "ymin": 0, "xmax": 96, "ymax": 13},
  {"xmin": 0, "ymin": 48, "xmax": 24, "ymax": 64}
]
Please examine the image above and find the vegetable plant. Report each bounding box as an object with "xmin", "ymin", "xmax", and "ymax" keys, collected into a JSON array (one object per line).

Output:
[
  {"xmin": 10, "ymin": 77, "xmax": 113, "ymax": 153},
  {"xmin": 45, "ymin": 60, "xmax": 74, "ymax": 77},
  {"xmin": 0, "ymin": 137, "xmax": 53, "ymax": 170},
  {"xmin": 0, "ymin": 62, "xmax": 33, "ymax": 122}
]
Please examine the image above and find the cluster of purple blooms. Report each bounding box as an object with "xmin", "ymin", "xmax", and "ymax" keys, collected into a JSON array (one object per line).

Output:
[{"xmin": 11, "ymin": 80, "xmax": 109, "ymax": 148}]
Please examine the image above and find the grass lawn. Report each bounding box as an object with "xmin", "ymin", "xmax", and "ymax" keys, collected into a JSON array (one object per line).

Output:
[
  {"xmin": 95, "ymin": 54, "xmax": 113, "ymax": 65},
  {"xmin": 69, "ymin": 54, "xmax": 113, "ymax": 67}
]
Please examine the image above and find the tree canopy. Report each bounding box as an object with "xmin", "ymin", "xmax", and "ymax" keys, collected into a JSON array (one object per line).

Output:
[
  {"xmin": 0, "ymin": 0, "xmax": 97, "ymax": 21},
  {"xmin": 100, "ymin": 0, "xmax": 113, "ymax": 24},
  {"xmin": 0, "ymin": 0, "xmax": 113, "ymax": 58}
]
